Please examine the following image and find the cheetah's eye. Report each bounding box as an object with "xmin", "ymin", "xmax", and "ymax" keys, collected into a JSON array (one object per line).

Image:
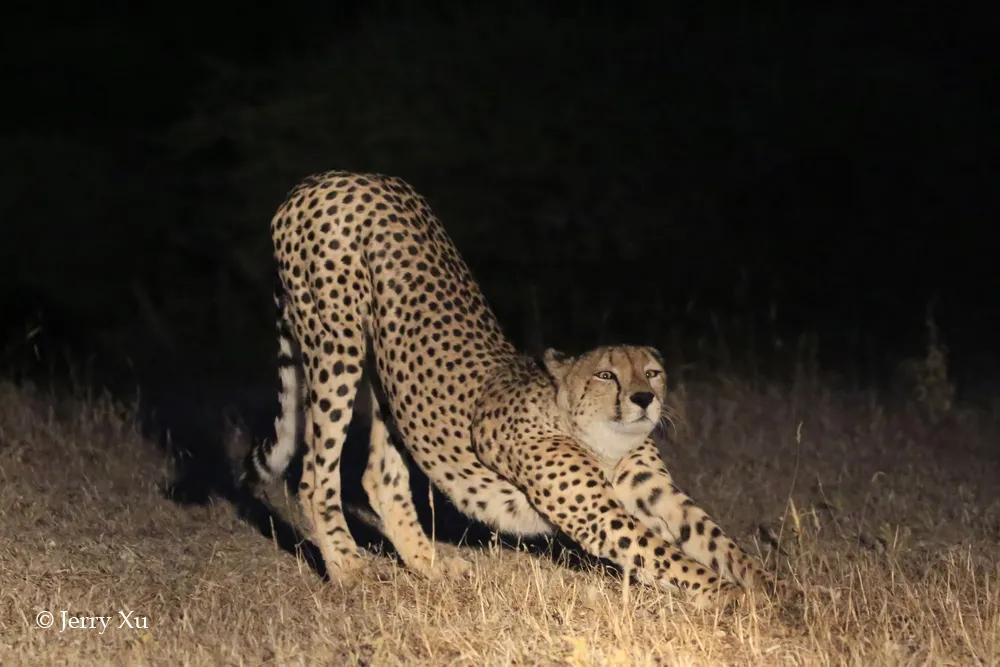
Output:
[
  {"xmin": 594, "ymin": 371, "xmax": 616, "ymax": 381},
  {"xmin": 645, "ymin": 369, "xmax": 662, "ymax": 379}
]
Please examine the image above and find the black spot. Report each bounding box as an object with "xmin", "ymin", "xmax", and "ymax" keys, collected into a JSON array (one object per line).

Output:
[{"xmin": 631, "ymin": 471, "xmax": 653, "ymax": 487}]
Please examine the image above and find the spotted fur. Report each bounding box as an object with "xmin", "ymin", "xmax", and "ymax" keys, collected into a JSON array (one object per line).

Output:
[{"xmin": 244, "ymin": 171, "xmax": 764, "ymax": 607}]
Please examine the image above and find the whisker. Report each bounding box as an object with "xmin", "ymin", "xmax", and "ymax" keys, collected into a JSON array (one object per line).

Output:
[{"xmin": 658, "ymin": 406, "xmax": 677, "ymax": 433}]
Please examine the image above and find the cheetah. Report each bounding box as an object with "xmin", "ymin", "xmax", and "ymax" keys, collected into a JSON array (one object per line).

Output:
[{"xmin": 244, "ymin": 171, "xmax": 765, "ymax": 607}]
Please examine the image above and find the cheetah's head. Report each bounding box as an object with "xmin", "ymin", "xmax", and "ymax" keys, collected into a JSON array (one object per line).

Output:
[{"xmin": 543, "ymin": 345, "xmax": 667, "ymax": 463}]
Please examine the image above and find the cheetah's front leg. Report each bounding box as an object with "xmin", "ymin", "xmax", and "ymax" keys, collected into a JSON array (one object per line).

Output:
[
  {"xmin": 477, "ymin": 434, "xmax": 741, "ymax": 609},
  {"xmin": 362, "ymin": 386, "xmax": 471, "ymax": 579},
  {"xmin": 611, "ymin": 438, "xmax": 766, "ymax": 588}
]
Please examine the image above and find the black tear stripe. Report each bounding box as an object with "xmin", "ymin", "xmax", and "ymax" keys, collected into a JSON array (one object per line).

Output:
[
  {"xmin": 613, "ymin": 375, "xmax": 622, "ymax": 422},
  {"xmin": 608, "ymin": 348, "xmax": 622, "ymax": 422},
  {"xmin": 578, "ymin": 377, "xmax": 591, "ymax": 407}
]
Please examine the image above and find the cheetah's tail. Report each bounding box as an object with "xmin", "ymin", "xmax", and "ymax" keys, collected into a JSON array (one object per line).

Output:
[{"xmin": 242, "ymin": 286, "xmax": 304, "ymax": 486}]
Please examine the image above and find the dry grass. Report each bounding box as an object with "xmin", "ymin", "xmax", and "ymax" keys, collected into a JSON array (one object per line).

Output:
[{"xmin": 1, "ymin": 378, "xmax": 998, "ymax": 666}]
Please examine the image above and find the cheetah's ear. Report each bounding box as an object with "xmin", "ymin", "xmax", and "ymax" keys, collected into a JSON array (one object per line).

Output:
[{"xmin": 543, "ymin": 348, "xmax": 572, "ymax": 383}]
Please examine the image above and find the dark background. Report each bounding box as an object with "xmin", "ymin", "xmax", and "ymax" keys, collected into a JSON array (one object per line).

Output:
[{"xmin": 3, "ymin": 4, "xmax": 998, "ymax": 462}]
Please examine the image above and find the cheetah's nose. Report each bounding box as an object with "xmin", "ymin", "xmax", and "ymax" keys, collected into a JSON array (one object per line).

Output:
[{"xmin": 630, "ymin": 392, "xmax": 654, "ymax": 409}]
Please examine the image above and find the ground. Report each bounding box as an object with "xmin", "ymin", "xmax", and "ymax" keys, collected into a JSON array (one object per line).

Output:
[{"xmin": 1, "ymin": 379, "xmax": 997, "ymax": 666}]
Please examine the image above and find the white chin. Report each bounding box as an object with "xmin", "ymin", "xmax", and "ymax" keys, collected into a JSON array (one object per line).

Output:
[
  {"xmin": 610, "ymin": 419, "xmax": 654, "ymax": 435},
  {"xmin": 576, "ymin": 420, "xmax": 651, "ymax": 463}
]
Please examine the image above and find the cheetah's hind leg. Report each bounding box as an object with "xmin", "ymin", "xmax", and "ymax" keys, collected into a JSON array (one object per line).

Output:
[
  {"xmin": 361, "ymin": 384, "xmax": 471, "ymax": 579},
  {"xmin": 290, "ymin": 314, "xmax": 369, "ymax": 582}
]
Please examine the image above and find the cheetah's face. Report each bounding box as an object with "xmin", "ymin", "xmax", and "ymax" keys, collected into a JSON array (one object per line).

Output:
[{"xmin": 543, "ymin": 345, "xmax": 666, "ymax": 463}]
